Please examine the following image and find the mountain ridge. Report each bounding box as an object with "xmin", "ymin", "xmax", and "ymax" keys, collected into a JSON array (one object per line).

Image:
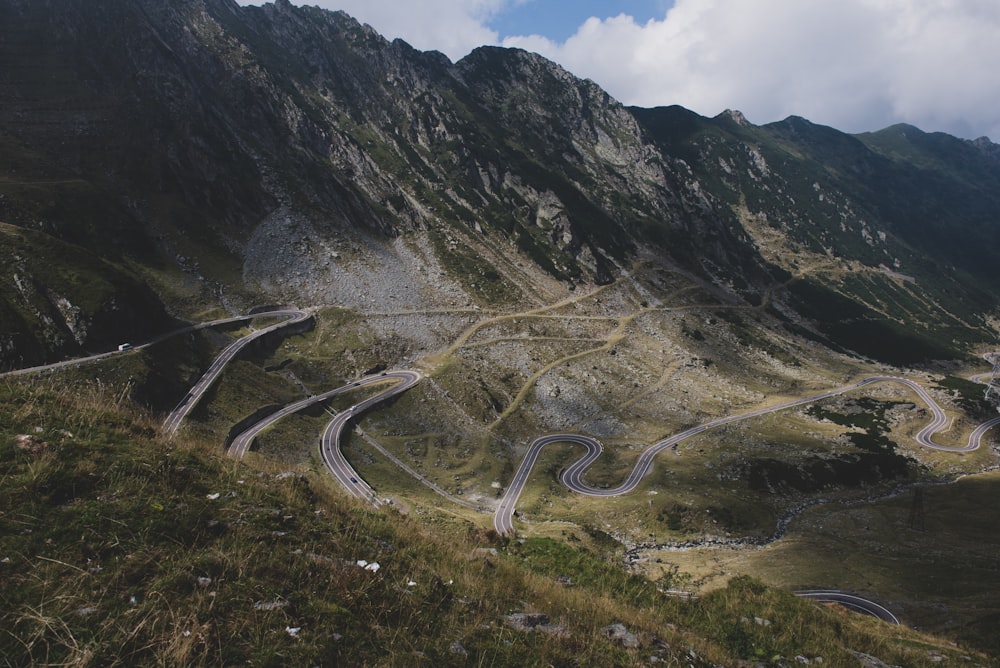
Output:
[
  {"xmin": 4, "ymin": 2, "xmax": 1000, "ymax": 663},
  {"xmin": 1, "ymin": 0, "xmax": 998, "ymax": 367}
]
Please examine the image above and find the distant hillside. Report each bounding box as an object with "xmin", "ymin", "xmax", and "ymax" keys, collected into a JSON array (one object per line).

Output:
[
  {"xmin": 631, "ymin": 107, "xmax": 1000, "ymax": 363},
  {"xmin": 1, "ymin": 0, "xmax": 998, "ymax": 362}
]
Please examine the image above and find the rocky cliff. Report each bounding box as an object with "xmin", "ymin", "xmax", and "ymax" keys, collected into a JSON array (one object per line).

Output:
[{"xmin": 1, "ymin": 0, "xmax": 998, "ymax": 366}]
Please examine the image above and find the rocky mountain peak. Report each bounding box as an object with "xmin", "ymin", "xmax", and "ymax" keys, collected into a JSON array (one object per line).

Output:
[
  {"xmin": 2, "ymin": 0, "xmax": 1000, "ymax": 367},
  {"xmin": 720, "ymin": 109, "xmax": 750, "ymax": 126}
]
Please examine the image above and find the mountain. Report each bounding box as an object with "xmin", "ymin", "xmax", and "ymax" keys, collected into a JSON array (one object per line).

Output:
[
  {"xmin": 631, "ymin": 107, "xmax": 1000, "ymax": 362},
  {"xmin": 6, "ymin": 0, "xmax": 997, "ymax": 368},
  {"xmin": 5, "ymin": 1, "xmax": 1000, "ymax": 663}
]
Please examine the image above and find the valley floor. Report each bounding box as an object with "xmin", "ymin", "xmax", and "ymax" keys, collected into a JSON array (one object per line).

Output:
[{"xmin": 5, "ymin": 260, "xmax": 1000, "ymax": 661}]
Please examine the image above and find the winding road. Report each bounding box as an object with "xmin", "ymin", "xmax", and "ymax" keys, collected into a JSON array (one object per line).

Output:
[
  {"xmin": 493, "ymin": 375, "xmax": 1000, "ymax": 535},
  {"xmin": 2, "ymin": 306, "xmax": 414, "ymax": 500},
  {"xmin": 226, "ymin": 371, "xmax": 421, "ymax": 500},
  {"xmin": 162, "ymin": 309, "xmax": 311, "ymax": 435},
  {"xmin": 10, "ymin": 308, "xmax": 998, "ymax": 534},
  {"xmin": 0, "ymin": 308, "xmax": 309, "ymax": 381},
  {"xmin": 794, "ymin": 590, "xmax": 901, "ymax": 624},
  {"xmin": 9, "ymin": 307, "xmax": 1000, "ymax": 627}
]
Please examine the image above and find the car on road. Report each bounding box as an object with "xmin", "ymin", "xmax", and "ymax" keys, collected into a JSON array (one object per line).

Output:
[
  {"xmin": 118, "ymin": 343, "xmax": 133, "ymax": 351},
  {"xmin": 350, "ymin": 477, "xmax": 358, "ymax": 483}
]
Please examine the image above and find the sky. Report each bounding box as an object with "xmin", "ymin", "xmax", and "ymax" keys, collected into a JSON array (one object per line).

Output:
[{"xmin": 236, "ymin": 1, "xmax": 1000, "ymax": 140}]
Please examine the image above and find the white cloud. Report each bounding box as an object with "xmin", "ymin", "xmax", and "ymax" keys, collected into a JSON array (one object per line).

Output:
[
  {"xmin": 502, "ymin": 0, "xmax": 1000, "ymax": 139},
  {"xmin": 237, "ymin": 1, "xmax": 1000, "ymax": 139},
  {"xmin": 237, "ymin": 0, "xmax": 503, "ymax": 60}
]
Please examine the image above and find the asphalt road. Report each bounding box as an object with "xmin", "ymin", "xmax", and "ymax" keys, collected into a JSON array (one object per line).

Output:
[
  {"xmin": 794, "ymin": 590, "xmax": 900, "ymax": 624},
  {"xmin": 226, "ymin": 370, "xmax": 421, "ymax": 501},
  {"xmin": 11, "ymin": 307, "xmax": 998, "ymax": 625},
  {"xmin": 317, "ymin": 371, "xmax": 421, "ymax": 501},
  {"xmin": 9, "ymin": 304, "xmax": 417, "ymax": 499},
  {"xmin": 162, "ymin": 309, "xmax": 310, "ymax": 435},
  {"xmin": 494, "ymin": 375, "xmax": 1000, "ymax": 535},
  {"xmin": 967, "ymin": 352, "xmax": 997, "ymax": 384},
  {"xmin": 0, "ymin": 310, "xmax": 305, "ymax": 379}
]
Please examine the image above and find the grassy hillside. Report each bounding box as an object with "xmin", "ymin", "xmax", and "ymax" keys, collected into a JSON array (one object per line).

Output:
[
  {"xmin": 630, "ymin": 107, "xmax": 1000, "ymax": 364},
  {"xmin": 2, "ymin": 3, "xmax": 1000, "ymax": 664},
  {"xmin": 0, "ymin": 222, "xmax": 176, "ymax": 370},
  {"xmin": 1, "ymin": 376, "xmax": 991, "ymax": 666}
]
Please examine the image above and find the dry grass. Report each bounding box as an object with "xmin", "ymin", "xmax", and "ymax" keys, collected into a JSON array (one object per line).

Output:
[{"xmin": 1, "ymin": 377, "xmax": 992, "ymax": 666}]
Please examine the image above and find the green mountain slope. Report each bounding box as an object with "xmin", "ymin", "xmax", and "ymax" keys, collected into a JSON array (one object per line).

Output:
[
  {"xmin": 631, "ymin": 107, "xmax": 1000, "ymax": 362},
  {"xmin": 2, "ymin": 0, "xmax": 999, "ymax": 365},
  {"xmin": 0, "ymin": 223, "xmax": 174, "ymax": 369},
  {"xmin": 1, "ymin": 379, "xmax": 987, "ymax": 666}
]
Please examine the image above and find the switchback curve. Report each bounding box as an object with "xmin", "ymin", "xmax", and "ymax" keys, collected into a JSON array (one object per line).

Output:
[{"xmin": 494, "ymin": 375, "xmax": 1000, "ymax": 535}]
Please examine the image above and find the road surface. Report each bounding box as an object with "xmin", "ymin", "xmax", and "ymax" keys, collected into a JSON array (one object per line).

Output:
[
  {"xmin": 794, "ymin": 590, "xmax": 900, "ymax": 624},
  {"xmin": 226, "ymin": 371, "xmax": 421, "ymax": 501},
  {"xmin": 11, "ymin": 306, "xmax": 997, "ymax": 626},
  {"xmin": 0, "ymin": 309, "xmax": 307, "ymax": 380},
  {"xmin": 494, "ymin": 375, "xmax": 1000, "ymax": 535},
  {"xmin": 3, "ymin": 306, "xmax": 313, "ymax": 438},
  {"xmin": 162, "ymin": 310, "xmax": 310, "ymax": 435},
  {"xmin": 317, "ymin": 371, "xmax": 420, "ymax": 501}
]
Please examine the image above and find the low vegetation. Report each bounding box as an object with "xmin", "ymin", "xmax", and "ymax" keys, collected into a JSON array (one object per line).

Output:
[
  {"xmin": 1, "ymin": 378, "xmax": 991, "ymax": 666},
  {"xmin": 4, "ymin": 2, "xmax": 1000, "ymax": 665}
]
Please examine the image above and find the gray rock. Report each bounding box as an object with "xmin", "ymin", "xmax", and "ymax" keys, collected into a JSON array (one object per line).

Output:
[
  {"xmin": 601, "ymin": 622, "xmax": 640, "ymax": 648},
  {"xmin": 504, "ymin": 612, "xmax": 551, "ymax": 631},
  {"xmin": 850, "ymin": 651, "xmax": 902, "ymax": 668},
  {"xmin": 504, "ymin": 613, "xmax": 568, "ymax": 637}
]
